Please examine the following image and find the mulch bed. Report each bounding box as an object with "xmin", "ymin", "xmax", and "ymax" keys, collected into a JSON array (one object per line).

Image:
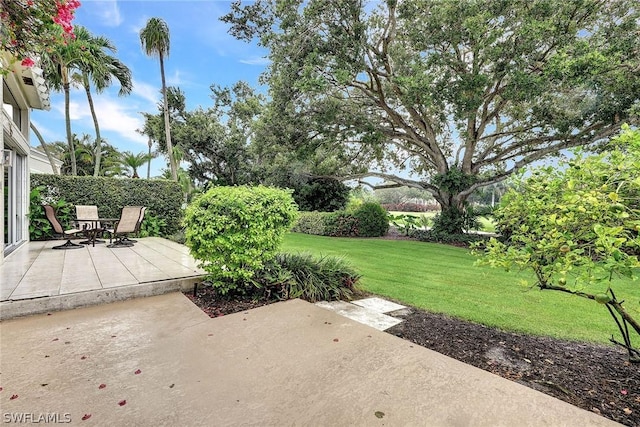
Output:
[{"xmin": 186, "ymin": 285, "xmax": 639, "ymax": 426}]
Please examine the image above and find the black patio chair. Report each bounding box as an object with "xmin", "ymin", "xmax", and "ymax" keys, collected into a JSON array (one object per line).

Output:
[{"xmin": 43, "ymin": 205, "xmax": 85, "ymax": 250}]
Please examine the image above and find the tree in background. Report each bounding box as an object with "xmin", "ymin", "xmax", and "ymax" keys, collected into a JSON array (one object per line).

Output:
[
  {"xmin": 140, "ymin": 17, "xmax": 178, "ymax": 182},
  {"xmin": 71, "ymin": 26, "xmax": 132, "ymax": 177},
  {"xmin": 223, "ymin": 0, "xmax": 640, "ymax": 234},
  {"xmin": 119, "ymin": 151, "xmax": 153, "ymax": 178},
  {"xmin": 476, "ymin": 127, "xmax": 640, "ymax": 362},
  {"xmin": 49, "ymin": 134, "xmax": 124, "ymax": 177}
]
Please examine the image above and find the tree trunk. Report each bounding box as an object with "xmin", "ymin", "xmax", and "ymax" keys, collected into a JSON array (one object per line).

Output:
[
  {"xmin": 147, "ymin": 138, "xmax": 152, "ymax": 179},
  {"xmin": 160, "ymin": 54, "xmax": 178, "ymax": 181},
  {"xmin": 82, "ymin": 72, "xmax": 103, "ymax": 177},
  {"xmin": 30, "ymin": 123, "xmax": 59, "ymax": 175},
  {"xmin": 433, "ymin": 191, "xmax": 468, "ymax": 235},
  {"xmin": 63, "ymin": 69, "xmax": 77, "ymax": 176}
]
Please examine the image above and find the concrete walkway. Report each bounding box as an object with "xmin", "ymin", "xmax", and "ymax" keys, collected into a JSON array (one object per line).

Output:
[{"xmin": 0, "ymin": 293, "xmax": 619, "ymax": 426}]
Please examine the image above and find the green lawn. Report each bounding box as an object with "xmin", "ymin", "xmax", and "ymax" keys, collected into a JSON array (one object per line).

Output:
[{"xmin": 282, "ymin": 232, "xmax": 640, "ymax": 345}]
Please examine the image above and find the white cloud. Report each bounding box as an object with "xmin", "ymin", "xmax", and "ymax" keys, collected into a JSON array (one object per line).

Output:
[
  {"xmin": 132, "ymin": 78, "xmax": 160, "ymax": 105},
  {"xmin": 86, "ymin": 0, "xmax": 123, "ymax": 27},
  {"xmin": 92, "ymin": 96, "xmax": 148, "ymax": 145},
  {"xmin": 239, "ymin": 57, "xmax": 270, "ymax": 66}
]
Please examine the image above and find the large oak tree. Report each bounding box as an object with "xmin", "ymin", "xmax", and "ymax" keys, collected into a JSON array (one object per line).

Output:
[{"xmin": 223, "ymin": 0, "xmax": 640, "ymax": 233}]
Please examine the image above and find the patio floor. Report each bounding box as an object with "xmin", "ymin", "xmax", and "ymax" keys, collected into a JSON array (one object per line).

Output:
[{"xmin": 0, "ymin": 237, "xmax": 206, "ymax": 320}]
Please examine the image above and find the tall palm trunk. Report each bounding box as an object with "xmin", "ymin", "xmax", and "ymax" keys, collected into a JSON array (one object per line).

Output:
[
  {"xmin": 62, "ymin": 66, "xmax": 77, "ymax": 175},
  {"xmin": 30, "ymin": 123, "xmax": 59, "ymax": 175},
  {"xmin": 80, "ymin": 72, "xmax": 103, "ymax": 177},
  {"xmin": 147, "ymin": 138, "xmax": 152, "ymax": 179},
  {"xmin": 159, "ymin": 54, "xmax": 178, "ymax": 181}
]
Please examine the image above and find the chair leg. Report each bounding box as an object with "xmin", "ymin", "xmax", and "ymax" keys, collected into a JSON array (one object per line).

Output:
[
  {"xmin": 106, "ymin": 237, "xmax": 135, "ymax": 248},
  {"xmin": 52, "ymin": 239, "xmax": 84, "ymax": 250}
]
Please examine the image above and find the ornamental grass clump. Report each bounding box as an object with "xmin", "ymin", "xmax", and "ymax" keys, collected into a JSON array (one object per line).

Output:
[{"xmin": 184, "ymin": 185, "xmax": 298, "ymax": 294}]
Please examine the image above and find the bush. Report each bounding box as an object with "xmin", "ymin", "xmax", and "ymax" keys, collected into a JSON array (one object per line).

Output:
[
  {"xmin": 30, "ymin": 174, "xmax": 183, "ymax": 235},
  {"xmin": 410, "ymin": 229, "xmax": 489, "ymax": 247},
  {"xmin": 183, "ymin": 185, "xmax": 298, "ymax": 295},
  {"xmin": 352, "ymin": 202, "xmax": 389, "ymax": 237},
  {"xmin": 291, "ymin": 211, "xmax": 327, "ymax": 235},
  {"xmin": 381, "ymin": 202, "xmax": 439, "ymax": 212},
  {"xmin": 28, "ymin": 186, "xmax": 75, "ymax": 240},
  {"xmin": 267, "ymin": 252, "xmax": 360, "ymax": 302},
  {"xmin": 323, "ymin": 211, "xmax": 359, "ymax": 237}
]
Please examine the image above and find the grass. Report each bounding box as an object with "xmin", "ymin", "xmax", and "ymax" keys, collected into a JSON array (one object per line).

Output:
[{"xmin": 282, "ymin": 232, "xmax": 640, "ymax": 345}]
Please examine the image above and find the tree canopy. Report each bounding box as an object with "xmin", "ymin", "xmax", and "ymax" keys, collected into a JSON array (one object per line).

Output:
[{"xmin": 223, "ymin": 0, "xmax": 640, "ymax": 233}]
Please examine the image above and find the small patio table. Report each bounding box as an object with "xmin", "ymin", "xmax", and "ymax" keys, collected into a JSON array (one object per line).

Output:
[{"xmin": 78, "ymin": 218, "xmax": 119, "ymax": 247}]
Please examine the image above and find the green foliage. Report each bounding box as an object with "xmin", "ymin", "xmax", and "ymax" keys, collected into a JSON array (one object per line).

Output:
[
  {"xmin": 389, "ymin": 213, "xmax": 432, "ymax": 236},
  {"xmin": 28, "ymin": 186, "xmax": 75, "ymax": 240},
  {"xmin": 269, "ymin": 252, "xmax": 360, "ymax": 302},
  {"xmin": 292, "ymin": 177, "xmax": 350, "ymax": 212},
  {"xmin": 291, "ymin": 211, "xmax": 327, "ymax": 235},
  {"xmin": 30, "ymin": 174, "xmax": 183, "ymax": 235},
  {"xmin": 411, "ymin": 229, "xmax": 489, "ymax": 247},
  {"xmin": 323, "ymin": 211, "xmax": 360, "ymax": 237},
  {"xmin": 138, "ymin": 214, "xmax": 167, "ymax": 238},
  {"xmin": 475, "ymin": 127, "xmax": 640, "ymax": 361},
  {"xmin": 183, "ymin": 185, "xmax": 298, "ymax": 294},
  {"xmin": 352, "ymin": 202, "xmax": 389, "ymax": 237}
]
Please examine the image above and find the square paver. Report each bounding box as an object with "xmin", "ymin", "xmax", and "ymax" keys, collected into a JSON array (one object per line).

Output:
[{"xmin": 351, "ymin": 297, "xmax": 406, "ymax": 313}]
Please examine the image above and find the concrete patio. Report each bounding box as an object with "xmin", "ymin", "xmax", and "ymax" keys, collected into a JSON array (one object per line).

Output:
[
  {"xmin": 0, "ymin": 237, "xmax": 206, "ymax": 320},
  {"xmin": 0, "ymin": 293, "xmax": 619, "ymax": 426}
]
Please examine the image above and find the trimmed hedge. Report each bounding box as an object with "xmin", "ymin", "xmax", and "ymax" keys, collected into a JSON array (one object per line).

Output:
[
  {"xmin": 30, "ymin": 174, "xmax": 183, "ymax": 235},
  {"xmin": 292, "ymin": 202, "xmax": 389, "ymax": 237}
]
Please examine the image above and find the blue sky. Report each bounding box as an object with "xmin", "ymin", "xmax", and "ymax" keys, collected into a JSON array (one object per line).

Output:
[{"xmin": 31, "ymin": 0, "xmax": 268, "ymax": 177}]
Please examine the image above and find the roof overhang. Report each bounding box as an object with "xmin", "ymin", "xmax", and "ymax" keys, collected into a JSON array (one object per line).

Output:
[{"xmin": 2, "ymin": 52, "xmax": 51, "ymax": 111}]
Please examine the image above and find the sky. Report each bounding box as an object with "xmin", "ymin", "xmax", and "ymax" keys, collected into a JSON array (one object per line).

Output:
[{"xmin": 31, "ymin": 0, "xmax": 269, "ymax": 177}]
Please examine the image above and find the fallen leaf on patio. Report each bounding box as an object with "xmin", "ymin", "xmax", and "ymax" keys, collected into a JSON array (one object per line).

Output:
[
  {"xmin": 118, "ymin": 400, "xmax": 127, "ymax": 406},
  {"xmin": 134, "ymin": 369, "xmax": 141, "ymax": 375},
  {"xmin": 81, "ymin": 414, "xmax": 91, "ymax": 421},
  {"xmin": 52, "ymin": 338, "xmax": 59, "ymax": 341},
  {"xmin": 374, "ymin": 411, "xmax": 385, "ymax": 418},
  {"xmin": 10, "ymin": 394, "xmax": 18, "ymax": 400},
  {"xmin": 207, "ymin": 333, "xmax": 213, "ymax": 336},
  {"xmin": 333, "ymin": 338, "xmax": 339, "ymax": 342},
  {"xmin": 624, "ymin": 408, "xmax": 632, "ymax": 415},
  {"xmin": 0, "ymin": 387, "xmax": 3, "ymax": 392},
  {"xmin": 44, "ymin": 355, "xmax": 49, "ymax": 358},
  {"xmin": 64, "ymin": 341, "xmax": 71, "ymax": 344},
  {"xmin": 81, "ymin": 356, "xmax": 87, "ymax": 360},
  {"xmin": 621, "ymin": 389, "xmax": 628, "ymax": 395},
  {"xmin": 169, "ymin": 384, "xmax": 175, "ymax": 388},
  {"xmin": 98, "ymin": 384, "xmax": 106, "ymax": 389},
  {"xmin": 111, "ymin": 335, "xmax": 117, "ymax": 338},
  {"xmin": 41, "ymin": 384, "xmax": 48, "ymax": 387}
]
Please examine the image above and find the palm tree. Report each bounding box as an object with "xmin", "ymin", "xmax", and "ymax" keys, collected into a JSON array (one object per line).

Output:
[
  {"xmin": 120, "ymin": 151, "xmax": 152, "ymax": 178},
  {"xmin": 71, "ymin": 26, "xmax": 132, "ymax": 178},
  {"xmin": 139, "ymin": 17, "xmax": 178, "ymax": 182},
  {"xmin": 41, "ymin": 26, "xmax": 97, "ymax": 175},
  {"xmin": 30, "ymin": 123, "xmax": 60, "ymax": 175}
]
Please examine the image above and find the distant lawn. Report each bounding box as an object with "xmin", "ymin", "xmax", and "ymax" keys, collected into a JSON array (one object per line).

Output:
[{"xmin": 282, "ymin": 233, "xmax": 640, "ymax": 345}]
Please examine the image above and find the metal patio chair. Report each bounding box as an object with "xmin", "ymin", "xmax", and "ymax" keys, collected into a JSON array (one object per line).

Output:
[
  {"xmin": 43, "ymin": 205, "xmax": 85, "ymax": 250},
  {"xmin": 106, "ymin": 206, "xmax": 143, "ymax": 248}
]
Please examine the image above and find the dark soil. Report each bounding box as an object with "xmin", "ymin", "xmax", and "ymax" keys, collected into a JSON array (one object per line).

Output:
[{"xmin": 186, "ymin": 285, "xmax": 639, "ymax": 426}]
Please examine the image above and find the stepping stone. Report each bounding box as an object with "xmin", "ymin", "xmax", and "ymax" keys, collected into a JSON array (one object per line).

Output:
[
  {"xmin": 351, "ymin": 297, "xmax": 406, "ymax": 314},
  {"xmin": 315, "ymin": 301, "xmax": 403, "ymax": 331}
]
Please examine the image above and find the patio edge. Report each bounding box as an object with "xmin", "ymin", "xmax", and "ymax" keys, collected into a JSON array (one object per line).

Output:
[{"xmin": 0, "ymin": 277, "xmax": 201, "ymax": 321}]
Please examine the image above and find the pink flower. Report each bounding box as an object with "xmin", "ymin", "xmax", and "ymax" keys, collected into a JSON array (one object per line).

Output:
[{"xmin": 20, "ymin": 58, "xmax": 35, "ymax": 67}]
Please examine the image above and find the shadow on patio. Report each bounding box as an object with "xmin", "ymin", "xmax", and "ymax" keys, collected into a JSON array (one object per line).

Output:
[{"xmin": 0, "ymin": 237, "xmax": 206, "ymax": 320}]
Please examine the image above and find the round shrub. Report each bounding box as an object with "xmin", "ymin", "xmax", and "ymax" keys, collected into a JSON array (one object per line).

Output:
[
  {"xmin": 353, "ymin": 202, "xmax": 389, "ymax": 237},
  {"xmin": 183, "ymin": 185, "xmax": 298, "ymax": 294}
]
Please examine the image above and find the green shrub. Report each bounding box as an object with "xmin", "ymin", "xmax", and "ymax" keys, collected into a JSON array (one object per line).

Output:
[
  {"xmin": 293, "ymin": 177, "xmax": 350, "ymax": 212},
  {"xmin": 410, "ymin": 229, "xmax": 489, "ymax": 246},
  {"xmin": 352, "ymin": 202, "xmax": 389, "ymax": 237},
  {"xmin": 291, "ymin": 211, "xmax": 327, "ymax": 235},
  {"xmin": 28, "ymin": 186, "xmax": 75, "ymax": 240},
  {"xmin": 30, "ymin": 174, "xmax": 183, "ymax": 235},
  {"xmin": 323, "ymin": 211, "xmax": 359, "ymax": 237},
  {"xmin": 138, "ymin": 214, "xmax": 167, "ymax": 238},
  {"xmin": 183, "ymin": 185, "xmax": 298, "ymax": 295},
  {"xmin": 272, "ymin": 252, "xmax": 360, "ymax": 302}
]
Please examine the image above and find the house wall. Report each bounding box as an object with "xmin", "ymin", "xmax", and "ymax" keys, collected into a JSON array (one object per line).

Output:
[{"xmin": 1, "ymin": 72, "xmax": 34, "ymax": 265}]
